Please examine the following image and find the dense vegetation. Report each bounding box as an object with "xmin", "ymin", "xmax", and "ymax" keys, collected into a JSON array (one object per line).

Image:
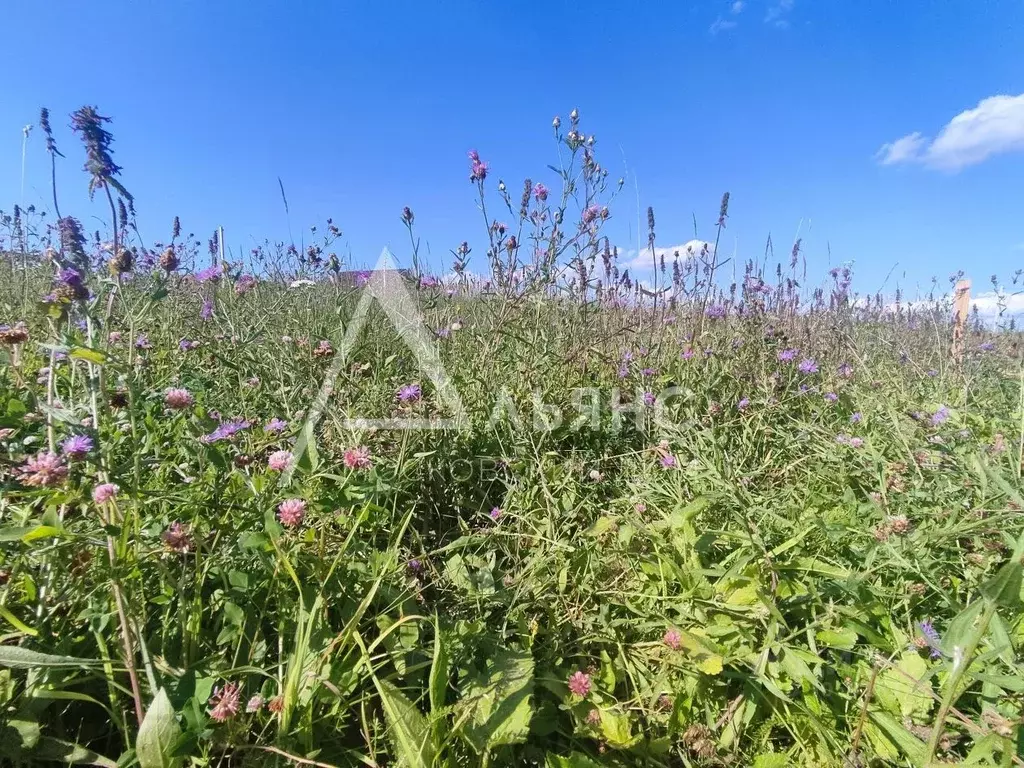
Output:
[{"xmin": 0, "ymin": 106, "xmax": 1022, "ymax": 767}]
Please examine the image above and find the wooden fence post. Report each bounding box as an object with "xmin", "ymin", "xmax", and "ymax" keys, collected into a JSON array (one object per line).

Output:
[{"xmin": 952, "ymin": 279, "xmax": 971, "ymax": 363}]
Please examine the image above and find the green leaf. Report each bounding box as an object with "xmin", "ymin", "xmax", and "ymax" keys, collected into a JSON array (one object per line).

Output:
[
  {"xmin": 32, "ymin": 736, "xmax": 117, "ymax": 767},
  {"xmin": 866, "ymin": 711, "xmax": 927, "ymax": 763},
  {"xmin": 20, "ymin": 526, "xmax": 63, "ymax": 543},
  {"xmin": 980, "ymin": 557, "xmax": 1022, "ymax": 610},
  {"xmin": 6, "ymin": 399, "xmax": 26, "ymax": 418},
  {"xmin": 456, "ymin": 647, "xmax": 535, "ymax": 753},
  {"xmin": 373, "ymin": 678, "xmax": 435, "ymax": 768},
  {"xmin": 875, "ymin": 653, "xmax": 933, "ymax": 719},
  {"xmin": 815, "ymin": 628, "xmax": 858, "ymax": 650},
  {"xmin": 135, "ymin": 688, "xmax": 183, "ymax": 768},
  {"xmin": 596, "ymin": 708, "xmax": 640, "ymax": 749},
  {"xmin": 752, "ymin": 754, "xmax": 790, "ymax": 768},
  {"xmin": 0, "ymin": 607, "xmax": 37, "ymax": 637},
  {"xmin": 546, "ymin": 753, "xmax": 604, "ymax": 768},
  {"xmin": 68, "ymin": 345, "xmax": 107, "ymax": 365},
  {"xmin": 429, "ymin": 616, "xmax": 449, "ymax": 715},
  {"xmin": 0, "ymin": 646, "xmax": 105, "ymax": 669}
]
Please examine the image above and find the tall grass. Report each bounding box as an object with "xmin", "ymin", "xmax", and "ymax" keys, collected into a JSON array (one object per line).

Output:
[{"xmin": 0, "ymin": 106, "xmax": 1022, "ymax": 767}]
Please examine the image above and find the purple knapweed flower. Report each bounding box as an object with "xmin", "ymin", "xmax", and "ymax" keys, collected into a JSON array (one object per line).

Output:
[
  {"xmin": 196, "ymin": 266, "xmax": 220, "ymax": 283},
  {"xmin": 264, "ymin": 418, "xmax": 288, "ymax": 433},
  {"xmin": 533, "ymin": 182, "xmax": 548, "ymax": 202},
  {"xmin": 178, "ymin": 338, "xmax": 200, "ymax": 352},
  {"xmin": 234, "ymin": 274, "xmax": 257, "ymax": 295},
  {"xmin": 617, "ymin": 365, "xmax": 629, "ymax": 379},
  {"xmin": 850, "ymin": 412, "xmax": 862, "ymax": 423},
  {"xmin": 135, "ymin": 334, "xmax": 151, "ymax": 350},
  {"xmin": 918, "ymin": 620, "xmax": 942, "ymax": 659},
  {"xmin": 931, "ymin": 406, "xmax": 950, "ymax": 426},
  {"xmin": 468, "ymin": 150, "xmax": 488, "ymax": 182},
  {"xmin": 798, "ymin": 358, "xmax": 818, "ymax": 374},
  {"xmin": 200, "ymin": 300, "xmax": 214, "ymax": 321},
  {"xmin": 201, "ymin": 419, "xmax": 251, "ymax": 444},
  {"xmin": 824, "ymin": 392, "xmax": 838, "ymax": 403},
  {"xmin": 582, "ymin": 204, "xmax": 601, "ymax": 225},
  {"xmin": 397, "ymin": 383, "xmax": 421, "ymax": 402},
  {"xmin": 643, "ymin": 391, "xmax": 656, "ymax": 406},
  {"xmin": 660, "ymin": 454, "xmax": 677, "ymax": 469},
  {"xmin": 778, "ymin": 348, "xmax": 799, "ymax": 363},
  {"xmin": 681, "ymin": 348, "xmax": 695, "ymax": 361},
  {"xmin": 737, "ymin": 398, "xmax": 750, "ymax": 410},
  {"xmin": 979, "ymin": 342, "xmax": 995, "ymax": 352},
  {"xmin": 60, "ymin": 434, "xmax": 94, "ymax": 459},
  {"xmin": 704, "ymin": 304, "xmax": 727, "ymax": 319}
]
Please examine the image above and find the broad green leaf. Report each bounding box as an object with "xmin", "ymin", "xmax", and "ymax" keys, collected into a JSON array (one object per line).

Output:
[
  {"xmin": 875, "ymin": 653, "xmax": 933, "ymax": 719},
  {"xmin": 546, "ymin": 752, "xmax": 604, "ymax": 768},
  {"xmin": 725, "ymin": 584, "xmax": 759, "ymax": 606},
  {"xmin": 815, "ymin": 628, "xmax": 858, "ymax": 650},
  {"xmin": 866, "ymin": 711, "xmax": 927, "ymax": 763},
  {"xmin": 597, "ymin": 708, "xmax": 640, "ymax": 749},
  {"xmin": 456, "ymin": 647, "xmax": 534, "ymax": 753},
  {"xmin": 33, "ymin": 736, "xmax": 117, "ymax": 767},
  {"xmin": 68, "ymin": 345, "xmax": 107, "ymax": 365},
  {"xmin": 752, "ymin": 754, "xmax": 790, "ymax": 768},
  {"xmin": 373, "ymin": 678, "xmax": 435, "ymax": 768},
  {"xmin": 136, "ymin": 688, "xmax": 183, "ymax": 768},
  {"xmin": 980, "ymin": 557, "xmax": 1022, "ymax": 610},
  {"xmin": 0, "ymin": 646, "xmax": 105, "ymax": 669},
  {"xmin": 20, "ymin": 526, "xmax": 63, "ymax": 543}
]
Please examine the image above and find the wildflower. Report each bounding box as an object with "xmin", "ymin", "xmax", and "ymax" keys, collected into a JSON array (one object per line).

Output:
[
  {"xmin": 408, "ymin": 559, "xmax": 423, "ymax": 573},
  {"xmin": 617, "ymin": 365, "xmax": 629, "ymax": 378},
  {"xmin": 849, "ymin": 437, "xmax": 864, "ymax": 448},
  {"xmin": 737, "ymin": 398, "xmax": 750, "ymax": 411},
  {"xmin": 838, "ymin": 362, "xmax": 854, "ymax": 378},
  {"xmin": 60, "ymin": 434, "xmax": 94, "ymax": 459},
  {"xmin": 918, "ymin": 621, "xmax": 942, "ymax": 659},
  {"xmin": 178, "ymin": 338, "xmax": 200, "ymax": 351},
  {"xmin": 343, "ymin": 446, "xmax": 372, "ymax": 469},
  {"xmin": 17, "ymin": 452, "xmax": 67, "ymax": 487},
  {"xmin": 201, "ymin": 419, "xmax": 251, "ymax": 444},
  {"xmin": 704, "ymin": 304, "xmax": 727, "ymax": 319},
  {"xmin": 588, "ymin": 469, "xmax": 604, "ymax": 482},
  {"xmin": 313, "ymin": 340, "xmax": 334, "ymax": 358},
  {"xmin": 108, "ymin": 331, "xmax": 122, "ymax": 343},
  {"xmin": 92, "ymin": 483, "xmax": 119, "ymax": 504},
  {"xmin": 582, "ymin": 204, "xmax": 601, "ymax": 225},
  {"xmin": 164, "ymin": 388, "xmax": 194, "ymax": 410},
  {"xmin": 489, "ymin": 506, "xmax": 502, "ymax": 521},
  {"xmin": 0, "ymin": 322, "xmax": 30, "ymax": 345},
  {"xmin": 245, "ymin": 377, "xmax": 260, "ymax": 388},
  {"xmin": 234, "ymin": 274, "xmax": 257, "ymax": 295},
  {"xmin": 926, "ymin": 369, "xmax": 938, "ymax": 377},
  {"xmin": 196, "ymin": 266, "xmax": 220, "ymax": 283},
  {"xmin": 887, "ymin": 515, "xmax": 910, "ymax": 535},
  {"xmin": 643, "ymin": 391, "xmax": 656, "ymax": 406},
  {"xmin": 663, "ymin": 628, "xmax": 682, "ymax": 650},
  {"xmin": 397, "ymin": 383, "xmax": 421, "ymax": 402},
  {"xmin": 931, "ymin": 406, "xmax": 950, "ymax": 426},
  {"xmin": 798, "ymin": 358, "xmax": 818, "ymax": 374},
  {"xmin": 277, "ymin": 498, "xmax": 306, "ymax": 527},
  {"xmin": 267, "ymin": 696, "xmax": 284, "ymax": 713},
  {"xmin": 134, "ymin": 334, "xmax": 151, "ymax": 350},
  {"xmin": 246, "ymin": 695, "xmax": 265, "ymax": 713},
  {"xmin": 533, "ymin": 182, "xmax": 548, "ymax": 202},
  {"xmin": 567, "ymin": 671, "xmax": 592, "ymax": 698},
  {"xmin": 660, "ymin": 454, "xmax": 677, "ymax": 469},
  {"xmin": 200, "ymin": 300, "xmax": 214, "ymax": 320},
  {"xmin": 162, "ymin": 522, "xmax": 193, "ymax": 553},
  {"xmin": 850, "ymin": 412, "xmax": 862, "ymax": 423},
  {"xmin": 836, "ymin": 434, "xmax": 851, "ymax": 445},
  {"xmin": 264, "ymin": 418, "xmax": 288, "ymax": 433},
  {"xmin": 778, "ymin": 348, "xmax": 799, "ymax": 363},
  {"xmin": 586, "ymin": 708, "xmax": 601, "ymax": 725},
  {"xmin": 979, "ymin": 342, "xmax": 995, "ymax": 352},
  {"xmin": 681, "ymin": 347, "xmax": 695, "ymax": 361},
  {"xmin": 468, "ymin": 150, "xmax": 488, "ymax": 182},
  {"xmin": 209, "ymin": 682, "xmax": 242, "ymax": 722},
  {"xmin": 267, "ymin": 450, "xmax": 294, "ymax": 472}
]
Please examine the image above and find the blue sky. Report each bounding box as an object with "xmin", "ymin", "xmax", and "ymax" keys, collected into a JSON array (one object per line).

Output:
[{"xmin": 2, "ymin": 0, "xmax": 1023, "ymax": 298}]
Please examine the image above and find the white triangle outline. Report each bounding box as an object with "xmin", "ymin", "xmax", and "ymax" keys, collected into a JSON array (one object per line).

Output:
[{"xmin": 292, "ymin": 248, "xmax": 468, "ymax": 472}]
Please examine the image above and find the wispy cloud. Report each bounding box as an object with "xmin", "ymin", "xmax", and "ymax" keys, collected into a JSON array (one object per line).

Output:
[
  {"xmin": 730, "ymin": 1, "xmax": 745, "ymax": 13},
  {"xmin": 765, "ymin": 0, "xmax": 794, "ymax": 28},
  {"xmin": 877, "ymin": 93, "xmax": 1024, "ymax": 171},
  {"xmin": 709, "ymin": 17, "xmax": 738, "ymax": 34}
]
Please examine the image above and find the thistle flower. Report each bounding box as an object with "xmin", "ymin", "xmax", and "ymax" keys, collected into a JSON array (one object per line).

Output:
[
  {"xmin": 0, "ymin": 322, "xmax": 30, "ymax": 345},
  {"xmin": 397, "ymin": 383, "xmax": 421, "ymax": 402},
  {"xmin": 533, "ymin": 182, "xmax": 548, "ymax": 202},
  {"xmin": 468, "ymin": 150, "xmax": 488, "ymax": 182},
  {"xmin": 162, "ymin": 522, "xmax": 193, "ymax": 553},
  {"xmin": 134, "ymin": 334, "xmax": 151, "ymax": 350},
  {"xmin": 200, "ymin": 300, "xmax": 214, "ymax": 321},
  {"xmin": 567, "ymin": 671, "xmax": 592, "ymax": 697},
  {"xmin": 277, "ymin": 498, "xmax": 306, "ymax": 527},
  {"xmin": 264, "ymin": 418, "xmax": 288, "ymax": 434},
  {"xmin": 60, "ymin": 434, "xmax": 94, "ymax": 459},
  {"xmin": 164, "ymin": 388, "xmax": 194, "ymax": 410},
  {"xmin": 343, "ymin": 446, "xmax": 372, "ymax": 469},
  {"xmin": 267, "ymin": 450, "xmax": 294, "ymax": 472},
  {"xmin": 17, "ymin": 452, "xmax": 68, "ymax": 487},
  {"xmin": 208, "ymin": 682, "xmax": 242, "ymax": 722},
  {"xmin": 92, "ymin": 483, "xmax": 119, "ymax": 504}
]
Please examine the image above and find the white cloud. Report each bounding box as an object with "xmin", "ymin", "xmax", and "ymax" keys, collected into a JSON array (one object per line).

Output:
[
  {"xmin": 620, "ymin": 240, "xmax": 712, "ymax": 272},
  {"xmin": 709, "ymin": 17, "xmax": 737, "ymax": 34},
  {"xmin": 765, "ymin": 0, "xmax": 794, "ymax": 28},
  {"xmin": 875, "ymin": 132, "xmax": 926, "ymax": 165},
  {"xmin": 876, "ymin": 93, "xmax": 1024, "ymax": 171},
  {"xmin": 730, "ymin": 1, "xmax": 745, "ymax": 13}
]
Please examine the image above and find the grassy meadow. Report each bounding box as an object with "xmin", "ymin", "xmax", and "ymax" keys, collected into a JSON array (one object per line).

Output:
[{"xmin": 1, "ymin": 107, "xmax": 1023, "ymax": 767}]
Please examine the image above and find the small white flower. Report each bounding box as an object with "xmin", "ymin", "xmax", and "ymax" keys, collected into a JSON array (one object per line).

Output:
[{"xmin": 289, "ymin": 279, "xmax": 315, "ymax": 288}]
